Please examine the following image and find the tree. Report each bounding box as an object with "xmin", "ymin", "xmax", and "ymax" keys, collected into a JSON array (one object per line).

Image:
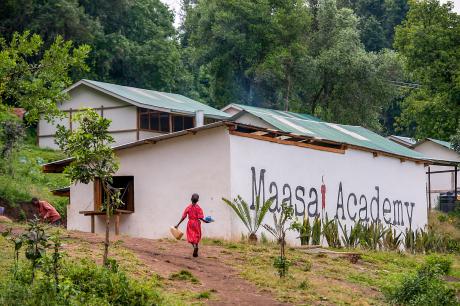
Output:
[
  {"xmin": 263, "ymin": 203, "xmax": 294, "ymax": 277},
  {"xmin": 394, "ymin": 0, "xmax": 460, "ymax": 139},
  {"xmin": 451, "ymin": 124, "xmax": 460, "ymax": 154},
  {"xmin": 0, "ymin": 31, "xmax": 90, "ymax": 122},
  {"xmin": 0, "ymin": 0, "xmax": 189, "ymax": 94},
  {"xmin": 55, "ymin": 109, "xmax": 121, "ymax": 266},
  {"xmin": 222, "ymin": 196, "xmax": 273, "ymax": 243},
  {"xmin": 183, "ymin": 0, "xmax": 402, "ymax": 129}
]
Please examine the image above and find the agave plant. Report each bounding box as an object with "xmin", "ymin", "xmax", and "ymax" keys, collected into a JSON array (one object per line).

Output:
[
  {"xmin": 383, "ymin": 227, "xmax": 402, "ymax": 251},
  {"xmin": 222, "ymin": 195, "xmax": 273, "ymax": 242},
  {"xmin": 311, "ymin": 216, "xmax": 322, "ymax": 245},
  {"xmin": 360, "ymin": 222, "xmax": 388, "ymax": 250},
  {"xmin": 404, "ymin": 228, "xmax": 416, "ymax": 254},
  {"xmin": 291, "ymin": 217, "xmax": 311, "ymax": 245},
  {"xmin": 339, "ymin": 221, "xmax": 362, "ymax": 249},
  {"xmin": 322, "ymin": 216, "xmax": 341, "ymax": 248}
]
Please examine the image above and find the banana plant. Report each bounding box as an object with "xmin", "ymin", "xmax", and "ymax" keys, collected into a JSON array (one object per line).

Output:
[{"xmin": 222, "ymin": 195, "xmax": 273, "ymax": 242}]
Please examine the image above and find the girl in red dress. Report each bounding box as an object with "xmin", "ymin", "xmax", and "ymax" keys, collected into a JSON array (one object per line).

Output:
[{"xmin": 175, "ymin": 194, "xmax": 210, "ymax": 257}]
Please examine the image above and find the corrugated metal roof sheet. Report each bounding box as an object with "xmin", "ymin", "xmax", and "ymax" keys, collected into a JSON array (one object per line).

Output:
[
  {"xmin": 427, "ymin": 138, "xmax": 453, "ymax": 150},
  {"xmin": 231, "ymin": 105, "xmax": 427, "ymax": 160},
  {"xmin": 230, "ymin": 104, "xmax": 322, "ymax": 122},
  {"xmin": 390, "ymin": 135, "xmax": 416, "ymax": 146},
  {"xmin": 79, "ymin": 80, "xmax": 230, "ymax": 119}
]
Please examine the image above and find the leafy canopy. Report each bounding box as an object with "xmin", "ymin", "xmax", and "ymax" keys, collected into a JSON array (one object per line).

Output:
[
  {"xmin": 0, "ymin": 31, "xmax": 90, "ymax": 122},
  {"xmin": 55, "ymin": 109, "xmax": 118, "ymax": 184},
  {"xmin": 394, "ymin": 0, "xmax": 460, "ymax": 139}
]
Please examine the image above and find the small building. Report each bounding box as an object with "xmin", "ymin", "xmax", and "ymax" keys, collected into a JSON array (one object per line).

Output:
[
  {"xmin": 412, "ymin": 138, "xmax": 460, "ymax": 208},
  {"xmin": 44, "ymin": 114, "xmax": 431, "ymax": 244},
  {"xmin": 38, "ymin": 79, "xmax": 229, "ymax": 149}
]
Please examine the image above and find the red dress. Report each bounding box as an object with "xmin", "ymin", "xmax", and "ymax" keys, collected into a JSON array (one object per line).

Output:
[
  {"xmin": 182, "ymin": 203, "xmax": 204, "ymax": 244},
  {"xmin": 38, "ymin": 201, "xmax": 61, "ymax": 222}
]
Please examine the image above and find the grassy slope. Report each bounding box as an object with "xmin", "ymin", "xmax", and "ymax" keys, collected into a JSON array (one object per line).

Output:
[
  {"xmin": 0, "ymin": 220, "xmax": 458, "ymax": 305},
  {"xmin": 201, "ymin": 238, "xmax": 460, "ymax": 305},
  {"xmin": 0, "ymin": 127, "xmax": 69, "ymax": 217}
]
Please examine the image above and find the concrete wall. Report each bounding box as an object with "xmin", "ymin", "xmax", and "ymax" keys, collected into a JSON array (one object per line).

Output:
[
  {"xmin": 38, "ymin": 85, "xmax": 138, "ymax": 149},
  {"xmin": 67, "ymin": 126, "xmax": 234, "ymax": 239},
  {"xmin": 413, "ymin": 141, "xmax": 460, "ymax": 207},
  {"xmin": 66, "ymin": 126, "xmax": 428, "ymax": 246},
  {"xmin": 229, "ymin": 134, "xmax": 428, "ymax": 245}
]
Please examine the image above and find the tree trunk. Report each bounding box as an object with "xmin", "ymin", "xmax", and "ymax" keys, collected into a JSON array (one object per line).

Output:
[{"xmin": 248, "ymin": 233, "xmax": 258, "ymax": 244}]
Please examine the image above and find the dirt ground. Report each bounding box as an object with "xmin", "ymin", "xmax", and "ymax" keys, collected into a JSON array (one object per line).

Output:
[{"xmin": 65, "ymin": 230, "xmax": 287, "ymax": 305}]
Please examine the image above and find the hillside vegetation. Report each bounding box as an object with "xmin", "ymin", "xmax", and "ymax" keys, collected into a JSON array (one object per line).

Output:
[{"xmin": 0, "ymin": 111, "xmax": 68, "ymax": 218}]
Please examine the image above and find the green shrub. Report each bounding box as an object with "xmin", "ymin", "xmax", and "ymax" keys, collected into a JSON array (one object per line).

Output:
[
  {"xmin": 424, "ymin": 254, "xmax": 452, "ymax": 275},
  {"xmin": 0, "ymin": 260, "xmax": 164, "ymax": 305},
  {"xmin": 385, "ymin": 258, "xmax": 457, "ymax": 305}
]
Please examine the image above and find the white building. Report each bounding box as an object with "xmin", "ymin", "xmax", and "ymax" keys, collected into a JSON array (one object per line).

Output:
[
  {"xmin": 38, "ymin": 79, "xmax": 229, "ymax": 149},
  {"xmin": 412, "ymin": 138, "xmax": 460, "ymax": 208},
  {"xmin": 44, "ymin": 106, "xmax": 431, "ymax": 244}
]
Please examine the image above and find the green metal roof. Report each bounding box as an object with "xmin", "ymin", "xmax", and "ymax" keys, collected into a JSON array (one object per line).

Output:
[
  {"xmin": 427, "ymin": 138, "xmax": 453, "ymax": 150},
  {"xmin": 80, "ymin": 79, "xmax": 230, "ymax": 119},
  {"xmin": 231, "ymin": 105, "xmax": 427, "ymax": 160},
  {"xmin": 230, "ymin": 104, "xmax": 322, "ymax": 122}
]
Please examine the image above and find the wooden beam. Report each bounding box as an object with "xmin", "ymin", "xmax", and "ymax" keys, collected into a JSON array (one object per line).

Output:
[
  {"xmin": 229, "ymin": 130, "xmax": 345, "ymax": 154},
  {"xmin": 373, "ymin": 152, "xmax": 378, "ymax": 158}
]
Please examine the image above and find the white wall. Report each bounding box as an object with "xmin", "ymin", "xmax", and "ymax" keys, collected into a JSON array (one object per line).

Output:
[
  {"xmin": 229, "ymin": 135, "xmax": 428, "ymax": 245},
  {"xmin": 66, "ymin": 126, "xmax": 428, "ymax": 246},
  {"xmin": 67, "ymin": 126, "xmax": 233, "ymax": 239},
  {"xmin": 38, "ymin": 85, "xmax": 138, "ymax": 149}
]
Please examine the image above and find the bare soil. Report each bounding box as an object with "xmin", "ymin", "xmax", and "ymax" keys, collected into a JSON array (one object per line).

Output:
[{"xmin": 66, "ymin": 230, "xmax": 287, "ymax": 305}]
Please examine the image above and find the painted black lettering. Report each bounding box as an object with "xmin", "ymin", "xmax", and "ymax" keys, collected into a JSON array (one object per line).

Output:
[
  {"xmin": 335, "ymin": 182, "xmax": 346, "ymax": 220},
  {"xmin": 370, "ymin": 186, "xmax": 380, "ymax": 222},
  {"xmin": 308, "ymin": 188, "xmax": 318, "ymax": 217},
  {"xmin": 282, "ymin": 184, "xmax": 292, "ymax": 212},
  {"xmin": 268, "ymin": 182, "xmax": 278, "ymax": 213},
  {"xmin": 393, "ymin": 200, "xmax": 403, "ymax": 226},
  {"xmin": 347, "ymin": 193, "xmax": 357, "ymax": 221},
  {"xmin": 383, "ymin": 198, "xmax": 391, "ymax": 224},
  {"xmin": 359, "ymin": 195, "xmax": 369, "ymax": 222},
  {"xmin": 405, "ymin": 202, "xmax": 415, "ymax": 229},
  {"xmin": 295, "ymin": 186, "xmax": 306, "ymax": 217},
  {"xmin": 251, "ymin": 167, "xmax": 265, "ymax": 209}
]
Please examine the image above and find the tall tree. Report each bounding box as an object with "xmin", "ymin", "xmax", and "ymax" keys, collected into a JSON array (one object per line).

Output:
[
  {"xmin": 394, "ymin": 0, "xmax": 460, "ymax": 140},
  {"xmin": 0, "ymin": 31, "xmax": 90, "ymax": 122},
  {"xmin": 0, "ymin": 0, "xmax": 189, "ymax": 93},
  {"xmin": 184, "ymin": 0, "xmax": 401, "ymax": 128}
]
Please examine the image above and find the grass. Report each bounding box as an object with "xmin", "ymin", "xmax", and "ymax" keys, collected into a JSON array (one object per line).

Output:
[
  {"xmin": 0, "ymin": 127, "xmax": 69, "ymax": 217},
  {"xmin": 169, "ymin": 270, "xmax": 200, "ymax": 284},
  {"xmin": 202, "ymin": 238, "xmax": 459, "ymax": 305}
]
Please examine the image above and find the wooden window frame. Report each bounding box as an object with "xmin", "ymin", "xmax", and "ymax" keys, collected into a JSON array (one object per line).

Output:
[
  {"xmin": 94, "ymin": 176, "xmax": 135, "ymax": 212},
  {"xmin": 138, "ymin": 108, "xmax": 171, "ymax": 133},
  {"xmin": 172, "ymin": 115, "xmax": 194, "ymax": 132}
]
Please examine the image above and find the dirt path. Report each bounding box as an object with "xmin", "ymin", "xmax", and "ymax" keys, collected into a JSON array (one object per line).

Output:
[{"xmin": 67, "ymin": 230, "xmax": 287, "ymax": 306}]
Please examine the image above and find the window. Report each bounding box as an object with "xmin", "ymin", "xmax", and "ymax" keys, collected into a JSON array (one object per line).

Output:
[
  {"xmin": 94, "ymin": 176, "xmax": 134, "ymax": 212},
  {"xmin": 205, "ymin": 118, "xmax": 218, "ymax": 125},
  {"xmin": 138, "ymin": 108, "xmax": 170, "ymax": 132},
  {"xmin": 172, "ymin": 115, "xmax": 194, "ymax": 132}
]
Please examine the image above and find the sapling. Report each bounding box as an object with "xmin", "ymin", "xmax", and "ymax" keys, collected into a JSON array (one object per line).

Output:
[
  {"xmin": 55, "ymin": 109, "xmax": 122, "ymax": 267},
  {"xmin": 263, "ymin": 202, "xmax": 294, "ymax": 277},
  {"xmin": 1, "ymin": 227, "xmax": 23, "ymax": 278}
]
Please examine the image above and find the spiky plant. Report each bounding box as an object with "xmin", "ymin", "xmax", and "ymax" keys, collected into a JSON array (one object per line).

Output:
[
  {"xmin": 322, "ymin": 216, "xmax": 341, "ymax": 248},
  {"xmin": 222, "ymin": 195, "xmax": 273, "ymax": 242},
  {"xmin": 383, "ymin": 227, "xmax": 402, "ymax": 251},
  {"xmin": 292, "ymin": 217, "xmax": 311, "ymax": 245},
  {"xmin": 360, "ymin": 222, "xmax": 388, "ymax": 250},
  {"xmin": 311, "ymin": 216, "xmax": 322, "ymax": 245},
  {"xmin": 339, "ymin": 221, "xmax": 362, "ymax": 249}
]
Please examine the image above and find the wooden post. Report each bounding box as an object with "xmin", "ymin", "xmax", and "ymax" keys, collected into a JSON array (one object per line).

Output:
[
  {"xmin": 115, "ymin": 213, "xmax": 120, "ymax": 236},
  {"xmin": 428, "ymin": 166, "xmax": 432, "ymax": 212},
  {"xmin": 91, "ymin": 215, "xmax": 95, "ymax": 233},
  {"xmin": 69, "ymin": 108, "xmax": 73, "ymax": 131},
  {"xmin": 455, "ymin": 165, "xmax": 458, "ymax": 201}
]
